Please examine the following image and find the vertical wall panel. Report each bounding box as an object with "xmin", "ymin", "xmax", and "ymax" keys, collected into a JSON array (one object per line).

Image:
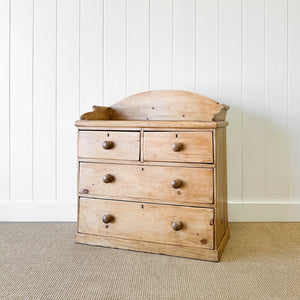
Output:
[
  {"xmin": 173, "ymin": 0, "xmax": 195, "ymax": 91},
  {"xmin": 265, "ymin": 0, "xmax": 288, "ymax": 202},
  {"xmin": 10, "ymin": 0, "xmax": 33, "ymax": 203},
  {"xmin": 242, "ymin": 0, "xmax": 265, "ymax": 202},
  {"xmin": 56, "ymin": 0, "xmax": 79, "ymax": 203},
  {"xmin": 80, "ymin": 0, "xmax": 103, "ymax": 114},
  {"xmin": 195, "ymin": 0, "xmax": 219, "ymax": 99},
  {"xmin": 0, "ymin": 0, "xmax": 10, "ymax": 203},
  {"xmin": 219, "ymin": 0, "xmax": 242, "ymax": 203},
  {"xmin": 288, "ymin": 0, "xmax": 300, "ymax": 202},
  {"xmin": 149, "ymin": 0, "xmax": 173, "ymax": 90},
  {"xmin": 104, "ymin": 0, "xmax": 126, "ymax": 106},
  {"xmin": 33, "ymin": 0, "xmax": 56, "ymax": 203},
  {"xmin": 127, "ymin": 0, "xmax": 149, "ymax": 96},
  {"xmin": 1, "ymin": 0, "xmax": 300, "ymax": 220}
]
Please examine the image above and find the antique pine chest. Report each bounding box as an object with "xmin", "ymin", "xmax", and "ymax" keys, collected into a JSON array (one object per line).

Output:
[{"xmin": 75, "ymin": 90, "xmax": 230, "ymax": 261}]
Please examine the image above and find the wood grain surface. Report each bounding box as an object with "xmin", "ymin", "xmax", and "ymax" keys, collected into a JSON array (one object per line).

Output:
[
  {"xmin": 79, "ymin": 163, "xmax": 214, "ymax": 205},
  {"xmin": 75, "ymin": 227, "xmax": 230, "ymax": 261},
  {"xmin": 78, "ymin": 130, "xmax": 140, "ymax": 161},
  {"xmin": 144, "ymin": 131, "xmax": 213, "ymax": 163},
  {"xmin": 78, "ymin": 197, "xmax": 214, "ymax": 249}
]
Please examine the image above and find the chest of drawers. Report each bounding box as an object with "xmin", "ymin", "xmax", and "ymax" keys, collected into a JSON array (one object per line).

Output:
[{"xmin": 75, "ymin": 90, "xmax": 230, "ymax": 261}]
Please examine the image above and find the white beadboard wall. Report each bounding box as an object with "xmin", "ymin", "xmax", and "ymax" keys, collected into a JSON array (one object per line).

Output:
[{"xmin": 0, "ymin": 0, "xmax": 299, "ymax": 221}]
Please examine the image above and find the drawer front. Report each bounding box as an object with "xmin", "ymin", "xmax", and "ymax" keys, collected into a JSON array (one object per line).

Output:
[
  {"xmin": 79, "ymin": 198, "xmax": 214, "ymax": 249},
  {"xmin": 78, "ymin": 131, "xmax": 140, "ymax": 161},
  {"xmin": 144, "ymin": 131, "xmax": 213, "ymax": 163},
  {"xmin": 79, "ymin": 163, "xmax": 214, "ymax": 205}
]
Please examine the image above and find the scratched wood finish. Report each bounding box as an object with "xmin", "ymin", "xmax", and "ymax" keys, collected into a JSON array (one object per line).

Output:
[
  {"xmin": 79, "ymin": 163, "xmax": 214, "ymax": 205},
  {"xmin": 80, "ymin": 106, "xmax": 110, "ymax": 120},
  {"xmin": 78, "ymin": 158, "xmax": 215, "ymax": 169},
  {"xmin": 75, "ymin": 228, "xmax": 230, "ymax": 261},
  {"xmin": 78, "ymin": 130, "xmax": 140, "ymax": 161},
  {"xmin": 79, "ymin": 90, "xmax": 229, "ymax": 122},
  {"xmin": 78, "ymin": 198, "xmax": 214, "ymax": 249},
  {"xmin": 110, "ymin": 91, "xmax": 229, "ymax": 121},
  {"xmin": 214, "ymin": 127, "xmax": 228, "ymax": 246},
  {"xmin": 75, "ymin": 120, "xmax": 228, "ymax": 129},
  {"xmin": 144, "ymin": 131, "xmax": 213, "ymax": 163},
  {"xmin": 75, "ymin": 90, "xmax": 229, "ymax": 261}
]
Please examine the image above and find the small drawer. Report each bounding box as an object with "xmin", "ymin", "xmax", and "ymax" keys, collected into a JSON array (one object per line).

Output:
[
  {"xmin": 78, "ymin": 198, "xmax": 214, "ymax": 249},
  {"xmin": 78, "ymin": 130, "xmax": 140, "ymax": 161},
  {"xmin": 79, "ymin": 163, "xmax": 214, "ymax": 205},
  {"xmin": 144, "ymin": 131, "xmax": 213, "ymax": 163}
]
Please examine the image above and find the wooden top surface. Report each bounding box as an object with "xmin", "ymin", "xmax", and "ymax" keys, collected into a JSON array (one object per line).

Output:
[
  {"xmin": 75, "ymin": 120, "xmax": 228, "ymax": 129},
  {"xmin": 78, "ymin": 90, "xmax": 229, "ymax": 124}
]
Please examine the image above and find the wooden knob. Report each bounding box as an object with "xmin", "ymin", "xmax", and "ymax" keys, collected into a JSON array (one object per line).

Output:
[
  {"xmin": 172, "ymin": 142, "xmax": 183, "ymax": 152},
  {"xmin": 171, "ymin": 179, "xmax": 183, "ymax": 189},
  {"xmin": 172, "ymin": 221, "xmax": 183, "ymax": 231},
  {"xmin": 102, "ymin": 214, "xmax": 114, "ymax": 224},
  {"xmin": 102, "ymin": 140, "xmax": 114, "ymax": 150},
  {"xmin": 103, "ymin": 174, "xmax": 114, "ymax": 183}
]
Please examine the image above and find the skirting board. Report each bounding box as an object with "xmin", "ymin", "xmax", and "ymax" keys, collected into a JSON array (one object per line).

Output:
[
  {"xmin": 0, "ymin": 203, "xmax": 299, "ymax": 222},
  {"xmin": 0, "ymin": 203, "xmax": 76, "ymax": 221},
  {"xmin": 229, "ymin": 203, "xmax": 300, "ymax": 222}
]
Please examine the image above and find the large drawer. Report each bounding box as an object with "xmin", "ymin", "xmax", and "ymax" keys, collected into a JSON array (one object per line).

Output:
[
  {"xmin": 79, "ymin": 163, "xmax": 214, "ymax": 205},
  {"xmin": 78, "ymin": 198, "xmax": 214, "ymax": 249},
  {"xmin": 144, "ymin": 131, "xmax": 213, "ymax": 163},
  {"xmin": 78, "ymin": 130, "xmax": 140, "ymax": 161}
]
